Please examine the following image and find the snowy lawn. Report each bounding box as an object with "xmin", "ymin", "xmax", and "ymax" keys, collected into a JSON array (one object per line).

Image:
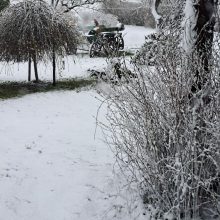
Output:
[
  {"xmin": 0, "ymin": 25, "xmax": 155, "ymax": 83},
  {"xmin": 0, "ymin": 90, "xmax": 146, "ymax": 220},
  {"xmin": 0, "ymin": 24, "xmax": 154, "ymax": 220}
]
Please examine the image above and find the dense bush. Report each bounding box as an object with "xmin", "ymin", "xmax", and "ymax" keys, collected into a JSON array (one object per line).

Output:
[{"xmin": 100, "ymin": 11, "xmax": 220, "ymax": 220}]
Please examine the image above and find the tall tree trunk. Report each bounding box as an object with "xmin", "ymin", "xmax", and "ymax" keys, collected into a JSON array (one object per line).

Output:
[
  {"xmin": 192, "ymin": 0, "xmax": 217, "ymax": 92},
  {"xmin": 52, "ymin": 48, "xmax": 56, "ymax": 86},
  {"xmin": 32, "ymin": 52, "xmax": 39, "ymax": 83},
  {"xmin": 28, "ymin": 56, "xmax": 31, "ymax": 82}
]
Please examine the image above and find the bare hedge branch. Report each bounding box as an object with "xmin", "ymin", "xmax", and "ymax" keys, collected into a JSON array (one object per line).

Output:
[{"xmin": 100, "ymin": 4, "xmax": 220, "ymax": 218}]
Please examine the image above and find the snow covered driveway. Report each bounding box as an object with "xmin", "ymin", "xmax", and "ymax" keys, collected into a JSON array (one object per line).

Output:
[{"xmin": 0, "ymin": 91, "xmax": 141, "ymax": 220}]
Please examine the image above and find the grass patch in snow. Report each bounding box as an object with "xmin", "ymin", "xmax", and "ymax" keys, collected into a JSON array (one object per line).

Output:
[
  {"xmin": 0, "ymin": 78, "xmax": 95, "ymax": 99},
  {"xmin": 76, "ymin": 50, "xmax": 135, "ymax": 57}
]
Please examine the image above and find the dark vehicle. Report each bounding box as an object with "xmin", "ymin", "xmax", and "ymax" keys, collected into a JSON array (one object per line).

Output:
[{"xmin": 85, "ymin": 24, "xmax": 125, "ymax": 57}]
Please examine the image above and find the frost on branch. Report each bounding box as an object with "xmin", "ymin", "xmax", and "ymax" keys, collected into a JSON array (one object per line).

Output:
[
  {"xmin": 60, "ymin": 0, "xmax": 103, "ymax": 12},
  {"xmin": 100, "ymin": 1, "xmax": 220, "ymax": 219}
]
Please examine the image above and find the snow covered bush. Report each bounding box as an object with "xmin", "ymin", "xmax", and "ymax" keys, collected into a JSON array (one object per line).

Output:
[
  {"xmin": 132, "ymin": 32, "xmax": 167, "ymax": 65},
  {"xmin": 100, "ymin": 2, "xmax": 220, "ymax": 219}
]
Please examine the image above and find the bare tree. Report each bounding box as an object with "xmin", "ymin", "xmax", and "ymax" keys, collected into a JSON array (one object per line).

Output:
[{"xmin": 51, "ymin": 0, "xmax": 103, "ymax": 11}]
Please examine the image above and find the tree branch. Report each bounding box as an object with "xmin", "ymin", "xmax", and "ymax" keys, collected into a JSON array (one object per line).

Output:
[{"xmin": 60, "ymin": 0, "xmax": 104, "ymax": 12}]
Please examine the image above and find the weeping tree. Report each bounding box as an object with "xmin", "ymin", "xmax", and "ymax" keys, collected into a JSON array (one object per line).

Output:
[
  {"xmin": 101, "ymin": 0, "xmax": 220, "ymax": 219},
  {"xmin": 0, "ymin": 0, "xmax": 80, "ymax": 85}
]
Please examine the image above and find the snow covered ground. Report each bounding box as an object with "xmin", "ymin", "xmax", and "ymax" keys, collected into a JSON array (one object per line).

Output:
[
  {"xmin": 0, "ymin": 91, "xmax": 147, "ymax": 220},
  {"xmin": 0, "ymin": 25, "xmax": 154, "ymax": 220}
]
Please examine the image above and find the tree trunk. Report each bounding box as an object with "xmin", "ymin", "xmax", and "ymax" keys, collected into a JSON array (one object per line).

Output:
[
  {"xmin": 32, "ymin": 52, "xmax": 39, "ymax": 83},
  {"xmin": 192, "ymin": 0, "xmax": 217, "ymax": 92},
  {"xmin": 52, "ymin": 48, "xmax": 56, "ymax": 86},
  {"xmin": 28, "ymin": 56, "xmax": 31, "ymax": 82}
]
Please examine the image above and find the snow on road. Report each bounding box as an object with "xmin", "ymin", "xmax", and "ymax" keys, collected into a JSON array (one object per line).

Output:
[{"xmin": 0, "ymin": 90, "xmax": 146, "ymax": 220}]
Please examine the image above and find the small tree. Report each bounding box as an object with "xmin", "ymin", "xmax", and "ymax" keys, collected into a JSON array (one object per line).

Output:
[{"xmin": 0, "ymin": 0, "xmax": 80, "ymax": 84}]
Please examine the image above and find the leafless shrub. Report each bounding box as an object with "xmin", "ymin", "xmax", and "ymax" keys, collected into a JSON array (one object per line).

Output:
[{"xmin": 100, "ymin": 18, "xmax": 220, "ymax": 220}]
